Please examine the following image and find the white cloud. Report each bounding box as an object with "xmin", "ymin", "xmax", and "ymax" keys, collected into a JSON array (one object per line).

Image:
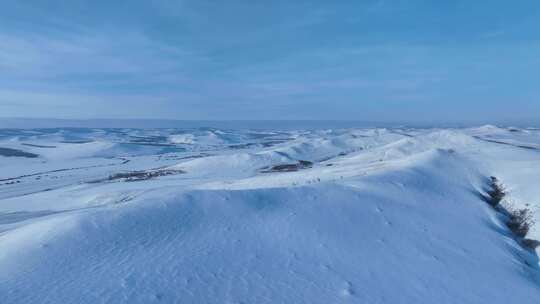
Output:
[{"xmin": 0, "ymin": 31, "xmax": 195, "ymax": 79}]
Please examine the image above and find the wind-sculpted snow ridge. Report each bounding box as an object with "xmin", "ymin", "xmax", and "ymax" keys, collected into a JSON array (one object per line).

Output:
[{"xmin": 1, "ymin": 126, "xmax": 540, "ymax": 303}]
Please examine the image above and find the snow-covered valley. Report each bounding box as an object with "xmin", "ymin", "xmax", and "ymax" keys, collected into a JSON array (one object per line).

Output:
[{"xmin": 1, "ymin": 126, "xmax": 540, "ymax": 303}]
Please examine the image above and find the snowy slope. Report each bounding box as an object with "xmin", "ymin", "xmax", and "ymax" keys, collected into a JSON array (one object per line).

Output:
[{"xmin": 1, "ymin": 126, "xmax": 540, "ymax": 303}]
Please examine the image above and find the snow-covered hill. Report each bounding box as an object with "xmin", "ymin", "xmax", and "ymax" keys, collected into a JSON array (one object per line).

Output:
[{"xmin": 1, "ymin": 126, "xmax": 540, "ymax": 303}]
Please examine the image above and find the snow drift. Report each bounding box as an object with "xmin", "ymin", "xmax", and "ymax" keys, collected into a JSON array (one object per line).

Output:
[{"xmin": 1, "ymin": 127, "xmax": 540, "ymax": 303}]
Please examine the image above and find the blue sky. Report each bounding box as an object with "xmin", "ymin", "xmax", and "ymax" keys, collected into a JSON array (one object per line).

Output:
[{"xmin": 1, "ymin": 1, "xmax": 539, "ymax": 124}]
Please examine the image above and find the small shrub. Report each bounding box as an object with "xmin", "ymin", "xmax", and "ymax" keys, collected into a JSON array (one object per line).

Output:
[
  {"xmin": 522, "ymin": 239, "xmax": 540, "ymax": 250},
  {"xmin": 507, "ymin": 208, "xmax": 534, "ymax": 238},
  {"xmin": 487, "ymin": 176, "xmax": 505, "ymax": 207}
]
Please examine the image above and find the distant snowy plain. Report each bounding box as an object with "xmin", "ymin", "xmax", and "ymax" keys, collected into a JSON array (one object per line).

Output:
[{"xmin": 1, "ymin": 125, "xmax": 540, "ymax": 303}]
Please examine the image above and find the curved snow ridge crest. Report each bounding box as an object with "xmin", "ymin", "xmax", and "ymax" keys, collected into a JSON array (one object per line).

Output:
[{"xmin": 342, "ymin": 148, "xmax": 480, "ymax": 198}]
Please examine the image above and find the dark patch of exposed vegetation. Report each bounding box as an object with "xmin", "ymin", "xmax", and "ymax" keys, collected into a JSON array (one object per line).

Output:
[
  {"xmin": 60, "ymin": 140, "xmax": 94, "ymax": 144},
  {"xmin": 228, "ymin": 143, "xmax": 258, "ymax": 150},
  {"xmin": 2, "ymin": 180, "xmax": 21, "ymax": 186},
  {"xmin": 129, "ymin": 135, "xmax": 168, "ymax": 144},
  {"xmin": 261, "ymin": 160, "xmax": 313, "ymax": 173},
  {"xmin": 21, "ymin": 143, "xmax": 57, "ymax": 148},
  {"xmin": 107, "ymin": 169, "xmax": 185, "ymax": 182},
  {"xmin": 0, "ymin": 147, "xmax": 39, "ymax": 158},
  {"xmin": 157, "ymin": 153, "xmax": 211, "ymax": 161},
  {"xmin": 261, "ymin": 140, "xmax": 287, "ymax": 147}
]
